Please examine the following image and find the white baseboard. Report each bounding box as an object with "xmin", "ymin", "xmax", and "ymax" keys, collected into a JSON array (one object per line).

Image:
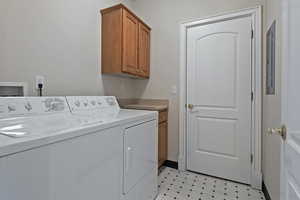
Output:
[
  {"xmin": 178, "ymin": 156, "xmax": 185, "ymax": 171},
  {"xmin": 251, "ymin": 169, "xmax": 262, "ymax": 189}
]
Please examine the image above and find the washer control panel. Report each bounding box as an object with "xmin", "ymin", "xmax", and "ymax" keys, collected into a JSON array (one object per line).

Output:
[
  {"xmin": 0, "ymin": 96, "xmax": 119, "ymax": 118},
  {"xmin": 0, "ymin": 97, "xmax": 69, "ymax": 118}
]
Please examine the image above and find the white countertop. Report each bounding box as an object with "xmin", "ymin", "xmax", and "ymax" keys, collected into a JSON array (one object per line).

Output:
[{"xmin": 0, "ymin": 109, "xmax": 158, "ymax": 157}]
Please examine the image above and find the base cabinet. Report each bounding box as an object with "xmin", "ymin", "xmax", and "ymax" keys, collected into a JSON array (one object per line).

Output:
[
  {"xmin": 158, "ymin": 122, "xmax": 168, "ymax": 167},
  {"xmin": 158, "ymin": 111, "xmax": 168, "ymax": 167}
]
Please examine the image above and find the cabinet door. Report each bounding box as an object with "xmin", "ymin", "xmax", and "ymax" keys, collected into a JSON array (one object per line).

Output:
[
  {"xmin": 122, "ymin": 9, "xmax": 139, "ymax": 75},
  {"xmin": 158, "ymin": 122, "xmax": 168, "ymax": 167},
  {"xmin": 138, "ymin": 23, "xmax": 150, "ymax": 78}
]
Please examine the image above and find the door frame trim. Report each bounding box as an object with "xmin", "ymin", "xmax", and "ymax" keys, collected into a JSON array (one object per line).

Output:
[{"xmin": 178, "ymin": 6, "xmax": 262, "ymax": 189}]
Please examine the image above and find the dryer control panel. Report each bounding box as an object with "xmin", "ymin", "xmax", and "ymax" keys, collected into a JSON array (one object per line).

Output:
[{"xmin": 66, "ymin": 96, "xmax": 119, "ymax": 113}]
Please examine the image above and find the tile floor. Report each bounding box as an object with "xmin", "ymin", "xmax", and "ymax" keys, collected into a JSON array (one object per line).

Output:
[{"xmin": 156, "ymin": 167, "xmax": 266, "ymax": 200}]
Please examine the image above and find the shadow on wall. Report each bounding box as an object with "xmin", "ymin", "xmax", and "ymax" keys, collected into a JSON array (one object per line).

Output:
[
  {"xmin": 101, "ymin": 74, "xmax": 149, "ymax": 98},
  {"xmin": 133, "ymin": 79, "xmax": 150, "ymax": 99}
]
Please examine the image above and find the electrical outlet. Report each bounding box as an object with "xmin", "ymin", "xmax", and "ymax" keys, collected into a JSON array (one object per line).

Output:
[{"xmin": 35, "ymin": 75, "xmax": 45, "ymax": 89}]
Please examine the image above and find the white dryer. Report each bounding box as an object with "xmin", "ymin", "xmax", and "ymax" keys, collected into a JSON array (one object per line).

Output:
[{"xmin": 66, "ymin": 96, "xmax": 159, "ymax": 200}]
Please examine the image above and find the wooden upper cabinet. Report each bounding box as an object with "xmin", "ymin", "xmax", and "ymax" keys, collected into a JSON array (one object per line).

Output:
[
  {"xmin": 122, "ymin": 9, "xmax": 139, "ymax": 75},
  {"xmin": 101, "ymin": 4, "xmax": 151, "ymax": 79},
  {"xmin": 138, "ymin": 23, "xmax": 150, "ymax": 78}
]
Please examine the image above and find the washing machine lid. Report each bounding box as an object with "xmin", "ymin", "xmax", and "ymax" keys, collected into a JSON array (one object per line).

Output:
[{"xmin": 0, "ymin": 97, "xmax": 76, "ymax": 138}]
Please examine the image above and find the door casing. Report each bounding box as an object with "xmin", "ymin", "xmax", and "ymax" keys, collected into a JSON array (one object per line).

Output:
[{"xmin": 179, "ymin": 6, "xmax": 262, "ymax": 189}]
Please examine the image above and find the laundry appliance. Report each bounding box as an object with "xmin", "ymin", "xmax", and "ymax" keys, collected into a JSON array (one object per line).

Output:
[{"xmin": 0, "ymin": 96, "xmax": 158, "ymax": 200}]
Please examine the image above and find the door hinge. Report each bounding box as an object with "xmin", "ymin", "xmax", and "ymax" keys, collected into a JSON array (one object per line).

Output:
[
  {"xmin": 251, "ymin": 154, "xmax": 254, "ymax": 164},
  {"xmin": 251, "ymin": 29, "xmax": 254, "ymax": 39},
  {"xmin": 251, "ymin": 91, "xmax": 254, "ymax": 102}
]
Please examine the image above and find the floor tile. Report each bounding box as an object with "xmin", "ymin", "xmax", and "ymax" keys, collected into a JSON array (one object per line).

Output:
[{"xmin": 157, "ymin": 167, "xmax": 265, "ymax": 200}]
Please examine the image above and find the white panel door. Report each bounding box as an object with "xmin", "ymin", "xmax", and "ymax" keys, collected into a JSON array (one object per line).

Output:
[
  {"xmin": 280, "ymin": 0, "xmax": 300, "ymax": 199},
  {"xmin": 187, "ymin": 16, "xmax": 252, "ymax": 184}
]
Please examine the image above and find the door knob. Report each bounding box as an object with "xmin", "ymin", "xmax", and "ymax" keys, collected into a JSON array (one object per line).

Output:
[
  {"xmin": 268, "ymin": 125, "xmax": 287, "ymax": 141},
  {"xmin": 187, "ymin": 104, "xmax": 194, "ymax": 109}
]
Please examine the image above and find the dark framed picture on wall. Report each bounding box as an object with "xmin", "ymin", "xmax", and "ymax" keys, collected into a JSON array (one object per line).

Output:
[{"xmin": 266, "ymin": 21, "xmax": 276, "ymax": 95}]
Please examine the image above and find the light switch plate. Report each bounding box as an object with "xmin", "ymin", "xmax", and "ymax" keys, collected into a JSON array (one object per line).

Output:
[{"xmin": 171, "ymin": 85, "xmax": 177, "ymax": 95}]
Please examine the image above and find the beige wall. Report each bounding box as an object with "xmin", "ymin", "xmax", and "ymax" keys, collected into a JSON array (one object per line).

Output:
[
  {"xmin": 262, "ymin": 0, "xmax": 282, "ymax": 199},
  {"xmin": 1, "ymin": 1, "xmax": 282, "ymax": 196},
  {"xmin": 0, "ymin": 0, "xmax": 137, "ymax": 98},
  {"xmin": 131, "ymin": 0, "xmax": 265, "ymax": 161}
]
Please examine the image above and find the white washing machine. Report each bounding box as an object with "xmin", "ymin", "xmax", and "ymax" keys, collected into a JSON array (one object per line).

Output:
[
  {"xmin": 0, "ymin": 96, "xmax": 158, "ymax": 200},
  {"xmin": 66, "ymin": 96, "xmax": 159, "ymax": 200}
]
